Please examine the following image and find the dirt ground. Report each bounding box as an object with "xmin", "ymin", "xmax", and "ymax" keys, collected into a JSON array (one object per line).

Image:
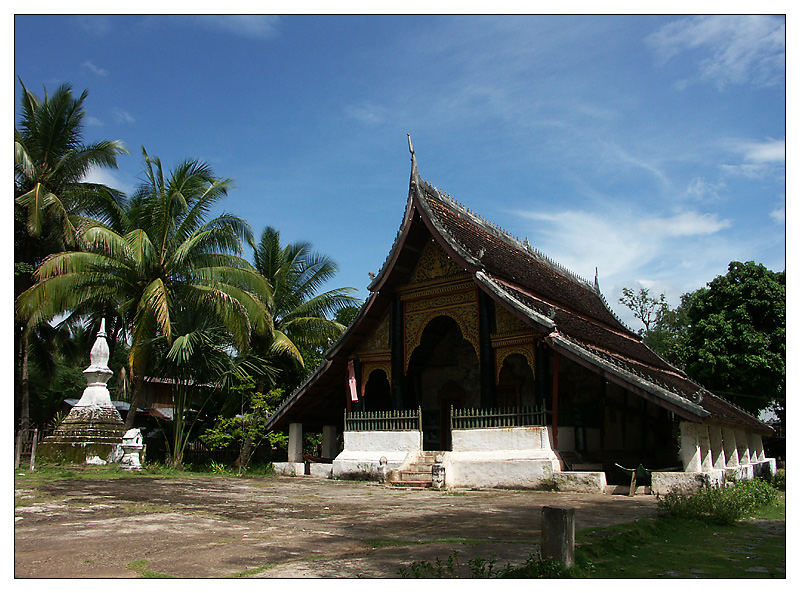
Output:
[{"xmin": 15, "ymin": 474, "xmax": 659, "ymax": 578}]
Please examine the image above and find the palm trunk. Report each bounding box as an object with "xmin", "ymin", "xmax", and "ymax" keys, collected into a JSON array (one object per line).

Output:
[
  {"xmin": 125, "ymin": 375, "xmax": 144, "ymax": 429},
  {"xmin": 18, "ymin": 328, "xmax": 31, "ymax": 437}
]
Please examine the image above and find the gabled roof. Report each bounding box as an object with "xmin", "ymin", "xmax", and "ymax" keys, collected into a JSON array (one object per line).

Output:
[{"xmin": 266, "ymin": 149, "xmax": 772, "ymax": 435}]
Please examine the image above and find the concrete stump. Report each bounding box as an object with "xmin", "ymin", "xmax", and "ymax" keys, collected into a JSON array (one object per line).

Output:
[
  {"xmin": 431, "ymin": 454, "xmax": 445, "ymax": 490},
  {"xmin": 541, "ymin": 506, "xmax": 575, "ymax": 568}
]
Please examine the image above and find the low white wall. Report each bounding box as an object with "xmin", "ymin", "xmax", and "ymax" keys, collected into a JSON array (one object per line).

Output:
[
  {"xmin": 332, "ymin": 430, "xmax": 421, "ymax": 479},
  {"xmin": 444, "ymin": 427, "xmax": 561, "ymax": 489},
  {"xmin": 272, "ymin": 462, "xmax": 305, "ymax": 476},
  {"xmin": 309, "ymin": 463, "xmax": 333, "ymax": 479},
  {"xmin": 452, "ymin": 426, "xmax": 551, "ymax": 452},
  {"xmin": 553, "ymin": 471, "xmax": 607, "ymax": 494}
]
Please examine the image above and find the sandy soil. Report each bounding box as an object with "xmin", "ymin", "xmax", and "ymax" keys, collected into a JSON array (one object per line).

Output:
[{"xmin": 14, "ymin": 474, "xmax": 658, "ymax": 578}]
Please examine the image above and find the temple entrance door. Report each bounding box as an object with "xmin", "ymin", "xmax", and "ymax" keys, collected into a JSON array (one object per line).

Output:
[
  {"xmin": 363, "ymin": 369, "xmax": 391, "ymax": 412},
  {"xmin": 408, "ymin": 315, "xmax": 479, "ymax": 452},
  {"xmin": 438, "ymin": 381, "xmax": 464, "ymax": 451}
]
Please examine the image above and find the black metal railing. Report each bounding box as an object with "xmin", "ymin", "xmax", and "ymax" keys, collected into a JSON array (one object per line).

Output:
[
  {"xmin": 344, "ymin": 407, "xmax": 422, "ymax": 433},
  {"xmin": 450, "ymin": 404, "xmax": 546, "ymax": 430}
]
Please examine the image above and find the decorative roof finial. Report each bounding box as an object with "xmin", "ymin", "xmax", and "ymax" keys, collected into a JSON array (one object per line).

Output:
[
  {"xmin": 408, "ymin": 134, "xmax": 420, "ymax": 185},
  {"xmin": 594, "ymin": 268, "xmax": 600, "ymax": 292}
]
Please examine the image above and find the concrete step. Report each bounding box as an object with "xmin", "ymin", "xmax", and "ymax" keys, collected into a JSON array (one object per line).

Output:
[
  {"xmin": 389, "ymin": 480, "xmax": 432, "ymax": 489},
  {"xmin": 604, "ymin": 484, "xmax": 652, "ymax": 496},
  {"xmin": 386, "ymin": 451, "xmax": 444, "ymax": 488},
  {"xmin": 398, "ymin": 471, "xmax": 431, "ymax": 480}
]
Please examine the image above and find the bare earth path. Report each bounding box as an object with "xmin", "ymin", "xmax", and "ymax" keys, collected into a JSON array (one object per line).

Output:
[{"xmin": 15, "ymin": 475, "xmax": 658, "ymax": 578}]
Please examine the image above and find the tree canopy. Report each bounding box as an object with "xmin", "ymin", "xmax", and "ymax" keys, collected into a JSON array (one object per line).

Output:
[{"xmin": 620, "ymin": 261, "xmax": 785, "ymax": 418}]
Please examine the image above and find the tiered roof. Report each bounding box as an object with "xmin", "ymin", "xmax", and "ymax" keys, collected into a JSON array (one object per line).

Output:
[{"xmin": 265, "ymin": 149, "xmax": 772, "ymax": 435}]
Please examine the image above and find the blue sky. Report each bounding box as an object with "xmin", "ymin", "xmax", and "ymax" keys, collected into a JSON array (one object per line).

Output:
[{"xmin": 13, "ymin": 14, "xmax": 786, "ymax": 331}]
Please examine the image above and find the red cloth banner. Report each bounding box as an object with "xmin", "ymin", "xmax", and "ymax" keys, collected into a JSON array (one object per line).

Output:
[{"xmin": 347, "ymin": 360, "xmax": 358, "ymax": 402}]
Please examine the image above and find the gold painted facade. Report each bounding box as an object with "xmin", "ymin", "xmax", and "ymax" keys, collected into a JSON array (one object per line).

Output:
[{"xmin": 353, "ymin": 237, "xmax": 539, "ymax": 394}]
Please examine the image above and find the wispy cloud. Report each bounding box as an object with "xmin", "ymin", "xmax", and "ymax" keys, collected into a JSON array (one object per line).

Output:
[
  {"xmin": 513, "ymin": 204, "xmax": 739, "ymax": 324},
  {"xmin": 82, "ymin": 60, "xmax": 108, "ymax": 77},
  {"xmin": 719, "ymin": 138, "xmax": 785, "ymax": 179},
  {"xmin": 685, "ymin": 177, "xmax": 726, "ymax": 203},
  {"xmin": 645, "ymin": 15, "xmax": 785, "ymax": 89},
  {"xmin": 82, "ymin": 167, "xmax": 131, "ymax": 196},
  {"xmin": 346, "ymin": 102, "xmax": 389, "ymax": 127},
  {"xmin": 113, "ymin": 109, "xmax": 135, "ymax": 124},
  {"xmin": 85, "ymin": 116, "xmax": 104, "ymax": 127},
  {"xmin": 770, "ymin": 204, "xmax": 785, "ymax": 223},
  {"xmin": 190, "ymin": 15, "xmax": 280, "ymax": 40},
  {"xmin": 736, "ymin": 138, "xmax": 785, "ymax": 163},
  {"xmin": 73, "ymin": 15, "xmax": 113, "ymax": 36}
]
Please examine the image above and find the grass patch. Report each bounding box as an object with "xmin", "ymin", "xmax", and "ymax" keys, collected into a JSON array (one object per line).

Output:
[
  {"xmin": 397, "ymin": 491, "xmax": 785, "ymax": 578},
  {"xmin": 575, "ymin": 514, "xmax": 784, "ymax": 577},
  {"xmin": 126, "ymin": 559, "xmax": 176, "ymax": 578},
  {"xmin": 364, "ymin": 537, "xmax": 418, "ymax": 549},
  {"xmin": 14, "ymin": 491, "xmax": 64, "ymax": 507},
  {"xmin": 225, "ymin": 563, "xmax": 277, "ymax": 578}
]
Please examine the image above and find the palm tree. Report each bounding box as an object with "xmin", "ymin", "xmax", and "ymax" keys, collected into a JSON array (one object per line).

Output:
[
  {"xmin": 17, "ymin": 148, "xmax": 271, "ymax": 436},
  {"xmin": 251, "ymin": 225, "xmax": 359, "ymax": 383},
  {"xmin": 14, "ymin": 78, "xmax": 128, "ymax": 433},
  {"xmin": 14, "ymin": 79, "xmax": 128, "ymax": 263}
]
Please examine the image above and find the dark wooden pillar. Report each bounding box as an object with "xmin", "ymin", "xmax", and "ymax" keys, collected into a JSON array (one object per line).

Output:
[
  {"xmin": 390, "ymin": 293, "xmax": 404, "ymax": 410},
  {"xmin": 552, "ymin": 351, "xmax": 561, "ymax": 448},
  {"xmin": 535, "ymin": 340, "xmax": 549, "ymax": 409},
  {"xmin": 478, "ymin": 289, "xmax": 496, "ymax": 409},
  {"xmin": 599, "ymin": 374, "xmax": 607, "ymax": 452}
]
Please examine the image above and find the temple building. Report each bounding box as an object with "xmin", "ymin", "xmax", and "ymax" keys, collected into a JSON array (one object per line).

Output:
[{"xmin": 265, "ymin": 145, "xmax": 775, "ymax": 493}]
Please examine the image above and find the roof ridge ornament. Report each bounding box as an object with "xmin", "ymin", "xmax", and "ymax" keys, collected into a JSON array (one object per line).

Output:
[{"xmin": 408, "ymin": 134, "xmax": 420, "ymax": 185}]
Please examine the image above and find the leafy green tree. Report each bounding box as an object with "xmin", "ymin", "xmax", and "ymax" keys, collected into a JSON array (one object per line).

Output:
[
  {"xmin": 680, "ymin": 261, "xmax": 785, "ymax": 417},
  {"xmin": 622, "ymin": 262, "xmax": 785, "ymax": 417},
  {"xmin": 619, "ymin": 287, "xmax": 669, "ymax": 334},
  {"xmin": 201, "ymin": 381, "xmax": 287, "ymax": 473},
  {"xmin": 16, "ymin": 148, "xmax": 271, "ymax": 438},
  {"xmin": 251, "ymin": 225, "xmax": 359, "ymax": 388},
  {"xmin": 14, "ymin": 79, "xmax": 128, "ymax": 433}
]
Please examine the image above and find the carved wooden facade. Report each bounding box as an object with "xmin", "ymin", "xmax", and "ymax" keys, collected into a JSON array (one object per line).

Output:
[{"xmin": 353, "ymin": 238, "xmax": 542, "ymax": 404}]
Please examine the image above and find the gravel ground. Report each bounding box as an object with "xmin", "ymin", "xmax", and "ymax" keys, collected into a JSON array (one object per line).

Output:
[{"xmin": 14, "ymin": 474, "xmax": 658, "ymax": 578}]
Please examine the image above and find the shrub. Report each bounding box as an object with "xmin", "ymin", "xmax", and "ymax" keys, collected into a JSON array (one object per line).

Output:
[
  {"xmin": 657, "ymin": 479, "xmax": 779, "ymax": 524},
  {"xmin": 772, "ymin": 469, "xmax": 786, "ymax": 491},
  {"xmin": 397, "ymin": 550, "xmax": 575, "ymax": 578}
]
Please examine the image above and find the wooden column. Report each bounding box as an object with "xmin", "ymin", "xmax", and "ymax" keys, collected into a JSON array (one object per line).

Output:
[
  {"xmin": 478, "ymin": 289, "xmax": 496, "ymax": 409},
  {"xmin": 390, "ymin": 293, "xmax": 404, "ymax": 410},
  {"xmin": 535, "ymin": 340, "xmax": 548, "ymax": 410},
  {"xmin": 551, "ymin": 351, "xmax": 560, "ymax": 449}
]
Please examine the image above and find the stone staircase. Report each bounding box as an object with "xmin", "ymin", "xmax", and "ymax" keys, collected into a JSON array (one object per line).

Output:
[{"xmin": 387, "ymin": 451, "xmax": 440, "ymax": 488}]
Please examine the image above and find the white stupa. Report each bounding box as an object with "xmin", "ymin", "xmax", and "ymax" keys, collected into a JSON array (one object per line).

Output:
[{"xmin": 46, "ymin": 319, "xmax": 126, "ymax": 447}]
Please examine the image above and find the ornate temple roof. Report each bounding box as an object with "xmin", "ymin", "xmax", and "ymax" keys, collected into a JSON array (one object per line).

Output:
[{"xmin": 266, "ymin": 146, "xmax": 772, "ymax": 435}]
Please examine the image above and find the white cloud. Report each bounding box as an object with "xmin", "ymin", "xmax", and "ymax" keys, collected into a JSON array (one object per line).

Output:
[
  {"xmin": 602, "ymin": 142, "xmax": 670, "ymax": 188},
  {"xmin": 190, "ymin": 15, "xmax": 280, "ymax": 40},
  {"xmin": 81, "ymin": 167, "xmax": 131, "ymax": 196},
  {"xmin": 719, "ymin": 138, "xmax": 785, "ymax": 179},
  {"xmin": 73, "ymin": 16, "xmax": 113, "ymax": 36},
  {"xmin": 346, "ymin": 102, "xmax": 388, "ymax": 127},
  {"xmin": 513, "ymin": 205, "xmax": 740, "ymax": 326},
  {"xmin": 639, "ymin": 211, "xmax": 731, "ymax": 237},
  {"xmin": 85, "ymin": 116, "xmax": 104, "ymax": 127},
  {"xmin": 81, "ymin": 60, "xmax": 108, "ymax": 77},
  {"xmin": 686, "ymin": 177, "xmax": 726, "ymax": 203},
  {"xmin": 770, "ymin": 206, "xmax": 786, "ymax": 223},
  {"xmin": 113, "ymin": 109, "xmax": 135, "ymax": 124},
  {"xmin": 738, "ymin": 139, "xmax": 785, "ymax": 163},
  {"xmin": 645, "ymin": 15, "xmax": 785, "ymax": 89}
]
